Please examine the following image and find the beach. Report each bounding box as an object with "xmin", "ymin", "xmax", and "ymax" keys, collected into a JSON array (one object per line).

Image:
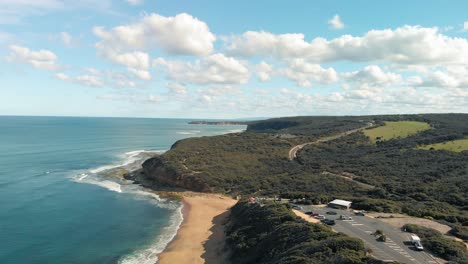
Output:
[{"xmin": 157, "ymin": 192, "xmax": 237, "ymax": 264}]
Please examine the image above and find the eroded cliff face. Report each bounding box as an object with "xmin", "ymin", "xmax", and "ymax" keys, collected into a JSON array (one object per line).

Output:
[{"xmin": 133, "ymin": 156, "xmax": 212, "ymax": 192}]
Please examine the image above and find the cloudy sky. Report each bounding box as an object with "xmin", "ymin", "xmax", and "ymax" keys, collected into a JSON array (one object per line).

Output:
[{"xmin": 1, "ymin": 0, "xmax": 467, "ymax": 118}]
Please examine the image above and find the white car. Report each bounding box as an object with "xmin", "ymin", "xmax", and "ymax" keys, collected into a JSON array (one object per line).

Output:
[
  {"xmin": 414, "ymin": 241, "xmax": 424, "ymax": 251},
  {"xmin": 340, "ymin": 215, "xmax": 353, "ymax": 220},
  {"xmin": 314, "ymin": 215, "xmax": 326, "ymax": 220}
]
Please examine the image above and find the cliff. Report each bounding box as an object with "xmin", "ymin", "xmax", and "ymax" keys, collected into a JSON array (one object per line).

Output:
[{"xmin": 127, "ymin": 155, "xmax": 212, "ymax": 192}]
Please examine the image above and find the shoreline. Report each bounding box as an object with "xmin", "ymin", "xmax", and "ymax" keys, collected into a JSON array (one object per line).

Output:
[{"xmin": 156, "ymin": 192, "xmax": 237, "ymax": 264}]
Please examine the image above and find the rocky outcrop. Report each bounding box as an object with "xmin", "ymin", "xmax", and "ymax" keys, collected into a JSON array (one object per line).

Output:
[{"xmin": 133, "ymin": 156, "xmax": 212, "ymax": 192}]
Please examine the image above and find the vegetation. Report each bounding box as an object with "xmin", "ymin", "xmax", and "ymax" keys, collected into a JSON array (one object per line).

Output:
[
  {"xmin": 418, "ymin": 137, "xmax": 468, "ymax": 152},
  {"xmin": 225, "ymin": 200, "xmax": 382, "ymax": 264},
  {"xmin": 363, "ymin": 121, "xmax": 431, "ymax": 143},
  {"xmin": 449, "ymin": 225, "xmax": 468, "ymax": 242},
  {"xmin": 402, "ymin": 224, "xmax": 468, "ymax": 262},
  {"xmin": 141, "ymin": 114, "xmax": 468, "ymax": 236}
]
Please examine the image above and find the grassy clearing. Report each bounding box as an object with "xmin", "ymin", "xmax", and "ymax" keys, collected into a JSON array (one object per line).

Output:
[
  {"xmin": 418, "ymin": 138, "xmax": 468, "ymax": 152},
  {"xmin": 364, "ymin": 121, "xmax": 431, "ymax": 143}
]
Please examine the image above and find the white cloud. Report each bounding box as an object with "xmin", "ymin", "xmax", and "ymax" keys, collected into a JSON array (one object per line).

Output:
[
  {"xmin": 166, "ymin": 83, "xmax": 187, "ymax": 95},
  {"xmin": 55, "ymin": 72, "xmax": 69, "ymax": 80},
  {"xmin": 226, "ymin": 26, "xmax": 468, "ymax": 65},
  {"xmin": 127, "ymin": 68, "xmax": 151, "ymax": 81},
  {"xmin": 343, "ymin": 65, "xmax": 402, "ymax": 87},
  {"xmin": 328, "ymin": 15, "xmax": 344, "ymax": 30},
  {"xmin": 147, "ymin": 95, "xmax": 162, "ymax": 103},
  {"xmin": 256, "ymin": 61, "xmax": 273, "ymax": 82},
  {"xmin": 93, "ymin": 13, "xmax": 215, "ymax": 56},
  {"xmin": 410, "ymin": 66, "xmax": 468, "ymax": 88},
  {"xmin": 55, "ymin": 71, "xmax": 104, "ymax": 87},
  {"xmin": 75, "ymin": 75, "xmax": 104, "ymax": 87},
  {"xmin": 126, "ymin": 0, "xmax": 144, "ymax": 5},
  {"xmin": 280, "ymin": 59, "xmax": 338, "ymax": 87},
  {"xmin": 60, "ymin": 32, "xmax": 72, "ymax": 47},
  {"xmin": 154, "ymin": 53, "xmax": 250, "ymax": 85},
  {"xmin": 6, "ymin": 45, "xmax": 59, "ymax": 71}
]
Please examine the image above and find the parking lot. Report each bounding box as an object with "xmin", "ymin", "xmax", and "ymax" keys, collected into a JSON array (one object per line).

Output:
[{"xmin": 298, "ymin": 205, "xmax": 443, "ymax": 264}]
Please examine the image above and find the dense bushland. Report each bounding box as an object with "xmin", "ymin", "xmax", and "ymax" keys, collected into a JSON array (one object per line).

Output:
[{"xmin": 225, "ymin": 201, "xmax": 382, "ymax": 264}]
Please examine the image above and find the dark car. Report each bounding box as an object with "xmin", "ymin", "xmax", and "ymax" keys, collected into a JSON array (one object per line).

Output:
[
  {"xmin": 322, "ymin": 219, "xmax": 336, "ymax": 225},
  {"xmin": 354, "ymin": 212, "xmax": 366, "ymax": 216},
  {"xmin": 305, "ymin": 211, "xmax": 314, "ymax": 215},
  {"xmin": 326, "ymin": 211, "xmax": 337, "ymax": 215}
]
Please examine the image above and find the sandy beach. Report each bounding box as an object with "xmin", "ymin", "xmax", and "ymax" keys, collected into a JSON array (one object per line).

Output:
[{"xmin": 157, "ymin": 192, "xmax": 237, "ymax": 264}]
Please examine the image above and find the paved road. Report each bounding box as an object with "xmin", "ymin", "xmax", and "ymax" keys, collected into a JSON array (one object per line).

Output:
[
  {"xmin": 299, "ymin": 206, "xmax": 443, "ymax": 264},
  {"xmin": 288, "ymin": 122, "xmax": 374, "ymax": 160}
]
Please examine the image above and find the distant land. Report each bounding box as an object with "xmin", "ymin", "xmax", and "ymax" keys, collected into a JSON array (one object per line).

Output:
[{"xmin": 188, "ymin": 120, "xmax": 248, "ymax": 125}]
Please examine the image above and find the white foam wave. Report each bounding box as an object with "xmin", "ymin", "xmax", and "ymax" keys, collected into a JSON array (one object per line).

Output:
[
  {"xmin": 226, "ymin": 129, "xmax": 245, "ymax": 133},
  {"xmin": 77, "ymin": 173, "xmax": 88, "ymax": 181},
  {"xmin": 176, "ymin": 130, "xmax": 201, "ymax": 135},
  {"xmin": 89, "ymin": 150, "xmax": 160, "ymax": 174},
  {"xmin": 119, "ymin": 204, "xmax": 184, "ymax": 264}
]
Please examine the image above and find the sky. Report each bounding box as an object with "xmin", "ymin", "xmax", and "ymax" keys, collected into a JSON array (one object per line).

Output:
[{"xmin": 0, "ymin": 0, "xmax": 467, "ymax": 118}]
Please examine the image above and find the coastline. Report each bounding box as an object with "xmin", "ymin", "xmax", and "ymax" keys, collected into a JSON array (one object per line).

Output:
[{"xmin": 157, "ymin": 192, "xmax": 237, "ymax": 264}]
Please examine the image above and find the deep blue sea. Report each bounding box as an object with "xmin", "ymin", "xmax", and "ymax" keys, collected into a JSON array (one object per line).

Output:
[{"xmin": 0, "ymin": 116, "xmax": 245, "ymax": 264}]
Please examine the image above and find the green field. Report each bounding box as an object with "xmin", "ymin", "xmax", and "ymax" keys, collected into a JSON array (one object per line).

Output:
[
  {"xmin": 418, "ymin": 138, "xmax": 468, "ymax": 152},
  {"xmin": 364, "ymin": 121, "xmax": 431, "ymax": 143}
]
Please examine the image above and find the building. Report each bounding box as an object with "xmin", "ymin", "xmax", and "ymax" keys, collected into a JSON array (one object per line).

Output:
[{"xmin": 328, "ymin": 199, "xmax": 352, "ymax": 209}]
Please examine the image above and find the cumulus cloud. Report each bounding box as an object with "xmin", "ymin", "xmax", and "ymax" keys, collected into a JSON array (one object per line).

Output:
[
  {"xmin": 256, "ymin": 61, "xmax": 273, "ymax": 82},
  {"xmin": 343, "ymin": 65, "xmax": 402, "ymax": 87},
  {"xmin": 55, "ymin": 72, "xmax": 104, "ymax": 87},
  {"xmin": 6, "ymin": 45, "xmax": 59, "ymax": 71},
  {"xmin": 226, "ymin": 26, "xmax": 468, "ymax": 65},
  {"xmin": 410, "ymin": 66, "xmax": 468, "ymax": 88},
  {"xmin": 280, "ymin": 59, "xmax": 338, "ymax": 87},
  {"xmin": 328, "ymin": 15, "xmax": 344, "ymax": 29},
  {"xmin": 75, "ymin": 75, "xmax": 104, "ymax": 87},
  {"xmin": 93, "ymin": 13, "xmax": 215, "ymax": 56},
  {"xmin": 166, "ymin": 83, "xmax": 187, "ymax": 95},
  {"xmin": 55, "ymin": 72, "xmax": 69, "ymax": 80},
  {"xmin": 153, "ymin": 53, "xmax": 250, "ymax": 85}
]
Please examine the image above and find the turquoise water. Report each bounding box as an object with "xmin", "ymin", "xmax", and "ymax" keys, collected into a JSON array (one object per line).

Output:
[{"xmin": 0, "ymin": 116, "xmax": 245, "ymax": 264}]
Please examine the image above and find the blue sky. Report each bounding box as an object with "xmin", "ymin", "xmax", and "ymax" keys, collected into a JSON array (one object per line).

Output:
[{"xmin": 1, "ymin": 0, "xmax": 467, "ymax": 118}]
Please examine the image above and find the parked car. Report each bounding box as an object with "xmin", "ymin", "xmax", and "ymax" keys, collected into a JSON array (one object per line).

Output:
[
  {"xmin": 414, "ymin": 241, "xmax": 424, "ymax": 251},
  {"xmin": 314, "ymin": 215, "xmax": 326, "ymax": 220},
  {"xmin": 354, "ymin": 211, "xmax": 366, "ymax": 216},
  {"xmin": 305, "ymin": 211, "xmax": 314, "ymax": 215},
  {"xmin": 340, "ymin": 215, "xmax": 353, "ymax": 220},
  {"xmin": 326, "ymin": 211, "xmax": 337, "ymax": 215},
  {"xmin": 311, "ymin": 213, "xmax": 320, "ymax": 217},
  {"xmin": 292, "ymin": 205, "xmax": 302, "ymax": 210},
  {"xmin": 322, "ymin": 219, "xmax": 336, "ymax": 225}
]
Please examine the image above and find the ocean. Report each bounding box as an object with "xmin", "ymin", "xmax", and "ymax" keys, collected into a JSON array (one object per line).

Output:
[{"xmin": 0, "ymin": 116, "xmax": 246, "ymax": 264}]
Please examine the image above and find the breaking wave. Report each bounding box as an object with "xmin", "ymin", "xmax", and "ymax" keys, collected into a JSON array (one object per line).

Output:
[{"xmin": 71, "ymin": 149, "xmax": 183, "ymax": 264}]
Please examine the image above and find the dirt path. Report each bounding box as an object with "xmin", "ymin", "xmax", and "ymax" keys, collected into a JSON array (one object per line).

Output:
[{"xmin": 288, "ymin": 122, "xmax": 374, "ymax": 160}]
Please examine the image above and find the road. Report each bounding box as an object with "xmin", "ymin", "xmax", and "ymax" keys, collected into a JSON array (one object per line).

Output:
[
  {"xmin": 298, "ymin": 205, "xmax": 443, "ymax": 264},
  {"xmin": 288, "ymin": 122, "xmax": 374, "ymax": 160}
]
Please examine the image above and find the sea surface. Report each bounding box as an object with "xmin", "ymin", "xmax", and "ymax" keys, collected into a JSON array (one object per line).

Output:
[{"xmin": 0, "ymin": 116, "xmax": 246, "ymax": 264}]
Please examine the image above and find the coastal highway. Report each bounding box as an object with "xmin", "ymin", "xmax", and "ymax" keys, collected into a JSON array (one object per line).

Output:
[
  {"xmin": 288, "ymin": 122, "xmax": 375, "ymax": 160},
  {"xmin": 299, "ymin": 206, "xmax": 443, "ymax": 264}
]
